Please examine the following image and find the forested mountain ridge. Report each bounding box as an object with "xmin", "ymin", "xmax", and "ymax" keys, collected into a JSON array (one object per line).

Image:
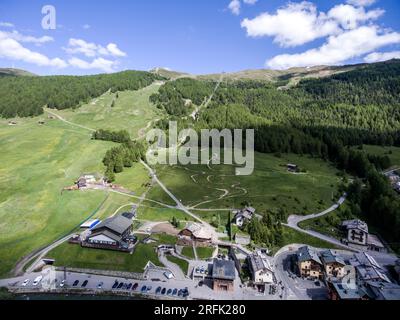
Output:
[{"xmin": 0, "ymin": 70, "xmax": 162, "ymax": 118}]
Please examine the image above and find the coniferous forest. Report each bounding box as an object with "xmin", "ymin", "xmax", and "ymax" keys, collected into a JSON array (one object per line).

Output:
[{"xmin": 0, "ymin": 70, "xmax": 161, "ymax": 118}]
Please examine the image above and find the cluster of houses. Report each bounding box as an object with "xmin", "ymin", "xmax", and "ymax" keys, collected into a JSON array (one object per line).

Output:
[
  {"xmin": 340, "ymin": 219, "xmax": 387, "ymax": 253},
  {"xmin": 296, "ymin": 246, "xmax": 400, "ymax": 300}
]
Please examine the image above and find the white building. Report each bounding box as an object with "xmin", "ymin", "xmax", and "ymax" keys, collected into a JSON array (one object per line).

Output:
[{"xmin": 248, "ymin": 252, "xmax": 274, "ymax": 288}]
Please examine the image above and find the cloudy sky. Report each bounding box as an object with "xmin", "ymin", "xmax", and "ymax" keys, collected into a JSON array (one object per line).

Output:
[{"xmin": 0, "ymin": 0, "xmax": 399, "ymax": 75}]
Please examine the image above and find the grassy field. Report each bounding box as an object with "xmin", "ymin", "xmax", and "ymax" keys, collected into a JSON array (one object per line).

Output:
[
  {"xmin": 147, "ymin": 152, "xmax": 343, "ymax": 216},
  {"xmin": 196, "ymin": 247, "xmax": 215, "ymax": 260},
  {"xmin": 0, "ymin": 117, "xmax": 116, "ymax": 277},
  {"xmin": 181, "ymin": 247, "xmax": 195, "ymax": 259},
  {"xmin": 46, "ymin": 241, "xmax": 162, "ymax": 273},
  {"xmin": 136, "ymin": 206, "xmax": 194, "ymax": 222},
  {"xmin": 273, "ymin": 226, "xmax": 339, "ymax": 253},
  {"xmin": 359, "ymin": 145, "xmax": 400, "ymax": 167},
  {"xmin": 52, "ymin": 83, "xmax": 164, "ymax": 139}
]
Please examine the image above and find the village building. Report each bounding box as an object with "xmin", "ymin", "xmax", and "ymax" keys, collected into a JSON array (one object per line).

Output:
[
  {"xmin": 247, "ymin": 252, "xmax": 274, "ymax": 291},
  {"xmin": 212, "ymin": 259, "xmax": 236, "ymax": 292},
  {"xmin": 179, "ymin": 222, "xmax": 212, "ymax": 244},
  {"xmin": 367, "ymin": 281, "xmax": 400, "ymax": 300},
  {"xmin": 350, "ymin": 252, "xmax": 391, "ymax": 283},
  {"xmin": 233, "ymin": 207, "xmax": 256, "ymax": 227},
  {"xmin": 341, "ymin": 219, "xmax": 369, "ymax": 246},
  {"xmin": 366, "ymin": 234, "xmax": 387, "ymax": 253},
  {"xmin": 327, "ymin": 281, "xmax": 371, "ymax": 300},
  {"xmin": 296, "ymin": 246, "xmax": 324, "ymax": 280},
  {"xmin": 83, "ymin": 214, "xmax": 135, "ymax": 252},
  {"xmin": 320, "ymin": 250, "xmax": 347, "ymax": 279}
]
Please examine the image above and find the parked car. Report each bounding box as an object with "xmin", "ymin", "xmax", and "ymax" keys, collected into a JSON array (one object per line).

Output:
[
  {"xmin": 112, "ymin": 281, "xmax": 119, "ymax": 289},
  {"xmin": 156, "ymin": 286, "xmax": 162, "ymax": 295},
  {"xmin": 97, "ymin": 282, "xmax": 104, "ymax": 289},
  {"xmin": 117, "ymin": 282, "xmax": 124, "ymax": 289},
  {"xmin": 167, "ymin": 289, "xmax": 172, "ymax": 296},
  {"xmin": 178, "ymin": 289, "xmax": 183, "ymax": 297},
  {"xmin": 59, "ymin": 280, "xmax": 66, "ymax": 288},
  {"xmin": 122, "ymin": 283, "xmax": 128, "ymax": 290},
  {"xmin": 161, "ymin": 288, "xmax": 166, "ymax": 295},
  {"xmin": 21, "ymin": 279, "xmax": 30, "ymax": 287},
  {"xmin": 126, "ymin": 283, "xmax": 132, "ymax": 290},
  {"xmin": 172, "ymin": 288, "xmax": 178, "ymax": 296},
  {"xmin": 81, "ymin": 280, "xmax": 88, "ymax": 288},
  {"xmin": 147, "ymin": 286, "xmax": 152, "ymax": 292},
  {"xmin": 132, "ymin": 283, "xmax": 139, "ymax": 291},
  {"xmin": 32, "ymin": 276, "xmax": 43, "ymax": 286},
  {"xmin": 141, "ymin": 285, "xmax": 147, "ymax": 293},
  {"xmin": 72, "ymin": 280, "xmax": 79, "ymax": 287}
]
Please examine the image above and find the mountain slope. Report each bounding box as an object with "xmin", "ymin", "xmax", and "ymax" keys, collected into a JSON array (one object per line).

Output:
[{"xmin": 0, "ymin": 68, "xmax": 36, "ymax": 77}]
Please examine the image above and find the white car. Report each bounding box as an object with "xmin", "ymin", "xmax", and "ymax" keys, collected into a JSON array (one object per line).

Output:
[
  {"xmin": 21, "ymin": 279, "xmax": 30, "ymax": 287},
  {"xmin": 59, "ymin": 280, "xmax": 66, "ymax": 288},
  {"xmin": 32, "ymin": 276, "xmax": 43, "ymax": 286}
]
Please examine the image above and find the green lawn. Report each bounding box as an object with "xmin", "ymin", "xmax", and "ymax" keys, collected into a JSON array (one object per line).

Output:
[
  {"xmin": 148, "ymin": 152, "xmax": 343, "ymax": 217},
  {"xmin": 196, "ymin": 247, "xmax": 215, "ymax": 260},
  {"xmin": 52, "ymin": 83, "xmax": 164, "ymax": 139},
  {"xmin": 46, "ymin": 242, "xmax": 162, "ymax": 273},
  {"xmin": 181, "ymin": 246, "xmax": 195, "ymax": 259},
  {"xmin": 0, "ymin": 117, "xmax": 116, "ymax": 277},
  {"xmin": 274, "ymin": 226, "xmax": 339, "ymax": 253},
  {"xmin": 166, "ymin": 255, "xmax": 189, "ymax": 274}
]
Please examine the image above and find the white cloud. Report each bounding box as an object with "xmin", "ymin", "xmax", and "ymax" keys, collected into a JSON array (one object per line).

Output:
[
  {"xmin": 266, "ymin": 26, "xmax": 400, "ymax": 69},
  {"xmin": 2, "ymin": 30, "xmax": 53, "ymax": 45},
  {"xmin": 0, "ymin": 30, "xmax": 66, "ymax": 68},
  {"xmin": 0, "ymin": 22, "xmax": 14, "ymax": 28},
  {"xmin": 68, "ymin": 57, "xmax": 117, "ymax": 73},
  {"xmin": 347, "ymin": 0, "xmax": 376, "ymax": 7},
  {"xmin": 228, "ymin": 0, "xmax": 257, "ymax": 15},
  {"xmin": 228, "ymin": 0, "xmax": 241, "ymax": 15},
  {"xmin": 328, "ymin": 4, "xmax": 383, "ymax": 30},
  {"xmin": 64, "ymin": 38, "xmax": 126, "ymax": 58},
  {"xmin": 241, "ymin": 1, "xmax": 340, "ymax": 47},
  {"xmin": 241, "ymin": 1, "xmax": 386, "ymax": 47},
  {"xmin": 106, "ymin": 43, "xmax": 127, "ymax": 57},
  {"xmin": 364, "ymin": 51, "xmax": 400, "ymax": 63}
]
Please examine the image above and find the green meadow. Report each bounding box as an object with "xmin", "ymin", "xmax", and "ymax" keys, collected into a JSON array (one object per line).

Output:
[
  {"xmin": 0, "ymin": 117, "xmax": 115, "ymax": 277},
  {"xmin": 49, "ymin": 82, "xmax": 164, "ymax": 139},
  {"xmin": 147, "ymin": 152, "xmax": 344, "ymax": 217}
]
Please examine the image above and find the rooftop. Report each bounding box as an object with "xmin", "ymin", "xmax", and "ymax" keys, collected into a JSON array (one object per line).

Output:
[
  {"xmin": 297, "ymin": 246, "xmax": 322, "ymax": 265},
  {"xmin": 367, "ymin": 281, "xmax": 400, "ymax": 300},
  {"xmin": 342, "ymin": 219, "xmax": 368, "ymax": 233},
  {"xmin": 182, "ymin": 222, "xmax": 212, "ymax": 240},
  {"xmin": 320, "ymin": 250, "xmax": 346, "ymax": 266},
  {"xmin": 92, "ymin": 214, "xmax": 132, "ymax": 236},
  {"xmin": 212, "ymin": 259, "xmax": 236, "ymax": 281},
  {"xmin": 249, "ymin": 253, "xmax": 273, "ymax": 273}
]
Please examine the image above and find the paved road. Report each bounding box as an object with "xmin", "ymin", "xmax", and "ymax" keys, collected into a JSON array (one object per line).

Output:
[
  {"xmin": 284, "ymin": 194, "xmax": 357, "ymax": 251},
  {"xmin": 286, "ymin": 194, "xmax": 347, "ymax": 228}
]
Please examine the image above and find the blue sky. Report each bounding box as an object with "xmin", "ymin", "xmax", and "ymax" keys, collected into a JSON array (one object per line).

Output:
[{"xmin": 0, "ymin": 0, "xmax": 399, "ymax": 75}]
